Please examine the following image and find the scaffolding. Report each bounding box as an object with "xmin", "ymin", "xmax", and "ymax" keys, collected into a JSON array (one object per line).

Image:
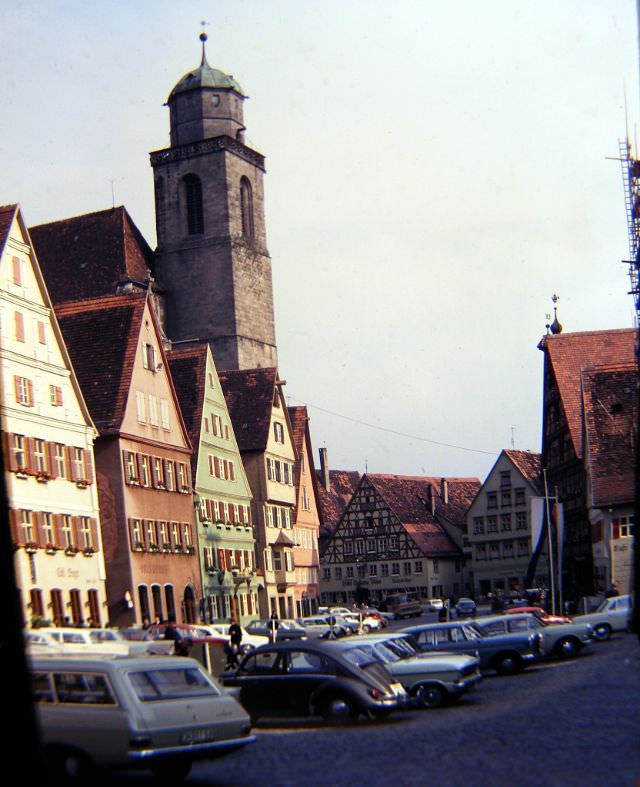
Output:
[{"xmin": 618, "ymin": 138, "xmax": 640, "ymax": 321}]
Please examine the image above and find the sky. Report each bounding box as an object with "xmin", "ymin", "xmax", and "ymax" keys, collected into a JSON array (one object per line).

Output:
[{"xmin": 1, "ymin": 0, "xmax": 638, "ymax": 483}]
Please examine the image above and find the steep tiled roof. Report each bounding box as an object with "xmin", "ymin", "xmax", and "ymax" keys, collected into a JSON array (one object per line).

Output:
[
  {"xmin": 0, "ymin": 204, "xmax": 17, "ymax": 251},
  {"xmin": 287, "ymin": 406, "xmax": 308, "ymax": 458},
  {"xmin": 365, "ymin": 474, "xmax": 481, "ymax": 556},
  {"xmin": 55, "ymin": 294, "xmax": 146, "ymax": 433},
  {"xmin": 29, "ymin": 206, "xmax": 155, "ymax": 305},
  {"xmin": 504, "ymin": 450, "xmax": 542, "ymax": 494},
  {"xmin": 167, "ymin": 344, "xmax": 208, "ymax": 476},
  {"xmin": 316, "ymin": 469, "xmax": 361, "ymax": 540},
  {"xmin": 219, "ymin": 368, "xmax": 278, "ymax": 452},
  {"xmin": 540, "ymin": 328, "xmax": 635, "ymax": 457},
  {"xmin": 582, "ymin": 363, "xmax": 636, "ymax": 506}
]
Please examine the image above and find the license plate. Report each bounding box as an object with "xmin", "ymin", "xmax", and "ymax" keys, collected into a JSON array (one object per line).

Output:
[{"xmin": 181, "ymin": 727, "xmax": 216, "ymax": 745}]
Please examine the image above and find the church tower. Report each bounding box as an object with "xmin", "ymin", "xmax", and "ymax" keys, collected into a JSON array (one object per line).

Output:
[{"xmin": 150, "ymin": 34, "xmax": 277, "ymax": 371}]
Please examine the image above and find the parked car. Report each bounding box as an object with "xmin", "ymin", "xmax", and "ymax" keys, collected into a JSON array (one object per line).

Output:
[
  {"xmin": 35, "ymin": 628, "xmax": 131, "ymax": 656},
  {"xmin": 381, "ymin": 592, "xmax": 422, "ymax": 619},
  {"xmin": 476, "ymin": 613, "xmax": 593, "ymax": 659},
  {"xmin": 346, "ymin": 632, "xmax": 482, "ymax": 709},
  {"xmin": 503, "ymin": 606, "xmax": 572, "ymax": 625},
  {"xmin": 148, "ymin": 623, "xmax": 227, "ymax": 648},
  {"xmin": 86, "ymin": 627, "xmax": 175, "ymax": 655},
  {"xmin": 199, "ymin": 623, "xmax": 269, "ymax": 652},
  {"xmin": 342, "ymin": 611, "xmax": 384, "ymax": 632},
  {"xmin": 244, "ymin": 618, "xmax": 308, "ymax": 641},
  {"xmin": 573, "ymin": 594, "xmax": 634, "ymax": 641},
  {"xmin": 221, "ymin": 639, "xmax": 408, "ymax": 722},
  {"xmin": 29, "ymin": 654, "xmax": 255, "ymax": 782},
  {"xmin": 324, "ymin": 613, "xmax": 359, "ymax": 635},
  {"xmin": 428, "ymin": 598, "xmax": 444, "ymax": 612},
  {"xmin": 454, "ymin": 598, "xmax": 477, "ymax": 618},
  {"xmin": 296, "ymin": 616, "xmax": 335, "ymax": 638},
  {"xmin": 402, "ymin": 621, "xmax": 542, "ymax": 675}
]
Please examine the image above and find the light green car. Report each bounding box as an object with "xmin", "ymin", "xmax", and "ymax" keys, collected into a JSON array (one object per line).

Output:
[{"xmin": 346, "ymin": 632, "xmax": 482, "ymax": 709}]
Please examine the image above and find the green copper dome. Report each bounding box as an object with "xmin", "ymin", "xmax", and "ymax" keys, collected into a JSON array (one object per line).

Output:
[{"xmin": 169, "ymin": 35, "xmax": 245, "ymax": 100}]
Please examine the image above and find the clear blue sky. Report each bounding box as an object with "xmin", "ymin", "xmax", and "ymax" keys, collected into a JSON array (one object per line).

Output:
[{"xmin": 1, "ymin": 0, "xmax": 638, "ymax": 481}]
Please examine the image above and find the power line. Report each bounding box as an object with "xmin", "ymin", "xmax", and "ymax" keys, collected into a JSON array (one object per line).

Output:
[{"xmin": 288, "ymin": 396, "xmax": 499, "ymax": 456}]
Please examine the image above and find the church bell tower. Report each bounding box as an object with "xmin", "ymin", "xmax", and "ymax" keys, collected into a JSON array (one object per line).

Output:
[{"xmin": 150, "ymin": 33, "xmax": 277, "ymax": 371}]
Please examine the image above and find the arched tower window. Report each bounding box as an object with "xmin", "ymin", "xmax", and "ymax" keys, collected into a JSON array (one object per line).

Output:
[
  {"xmin": 184, "ymin": 174, "xmax": 204, "ymax": 235},
  {"xmin": 240, "ymin": 176, "xmax": 254, "ymax": 241}
]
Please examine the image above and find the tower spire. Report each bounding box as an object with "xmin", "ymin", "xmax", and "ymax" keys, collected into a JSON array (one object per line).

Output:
[
  {"xmin": 199, "ymin": 21, "xmax": 209, "ymax": 66},
  {"xmin": 550, "ymin": 293, "xmax": 563, "ymax": 335}
]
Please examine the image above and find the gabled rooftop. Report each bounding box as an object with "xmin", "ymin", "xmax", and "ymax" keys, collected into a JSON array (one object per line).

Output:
[
  {"xmin": 503, "ymin": 449, "xmax": 543, "ymax": 494},
  {"xmin": 218, "ymin": 367, "xmax": 279, "ymax": 453},
  {"xmin": 29, "ymin": 206, "xmax": 156, "ymax": 306},
  {"xmin": 55, "ymin": 294, "xmax": 147, "ymax": 433},
  {"xmin": 0, "ymin": 204, "xmax": 18, "ymax": 249},
  {"xmin": 167, "ymin": 343, "xmax": 209, "ymax": 476},
  {"xmin": 539, "ymin": 328, "xmax": 635, "ymax": 457}
]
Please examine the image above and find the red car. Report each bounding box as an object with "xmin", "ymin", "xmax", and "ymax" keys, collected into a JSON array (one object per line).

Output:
[{"xmin": 504, "ymin": 606, "xmax": 572, "ymax": 624}]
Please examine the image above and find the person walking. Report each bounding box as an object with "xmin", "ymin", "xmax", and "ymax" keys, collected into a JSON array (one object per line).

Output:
[
  {"xmin": 225, "ymin": 617, "xmax": 243, "ymax": 669},
  {"xmin": 269, "ymin": 610, "xmax": 280, "ymax": 644}
]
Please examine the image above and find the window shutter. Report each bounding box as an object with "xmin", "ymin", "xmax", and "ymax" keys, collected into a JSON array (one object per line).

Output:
[
  {"xmin": 52, "ymin": 514, "xmax": 63, "ymax": 548},
  {"xmin": 13, "ymin": 376, "xmax": 20, "ymax": 404},
  {"xmin": 24, "ymin": 437, "xmax": 35, "ymax": 474},
  {"xmin": 229, "ymin": 503, "xmax": 235, "ymax": 524},
  {"xmin": 71, "ymin": 516, "xmax": 82, "ymax": 548},
  {"xmin": 82, "ymin": 450, "xmax": 93, "ymax": 483},
  {"xmin": 34, "ymin": 512, "xmax": 45, "ymax": 547},
  {"xmin": 90, "ymin": 519, "xmax": 99, "ymax": 551},
  {"xmin": 14, "ymin": 311, "xmax": 24, "ymax": 342},
  {"xmin": 27, "ymin": 379, "xmax": 34, "ymax": 406},
  {"xmin": 46, "ymin": 442, "xmax": 58, "ymax": 479},
  {"xmin": 10, "ymin": 510, "xmax": 23, "ymax": 546},
  {"xmin": 128, "ymin": 519, "xmax": 137, "ymax": 550},
  {"xmin": 12, "ymin": 256, "xmax": 21, "ymax": 285},
  {"xmin": 218, "ymin": 548, "xmax": 226, "ymax": 570},
  {"xmin": 3, "ymin": 432, "xmax": 16, "ymax": 472}
]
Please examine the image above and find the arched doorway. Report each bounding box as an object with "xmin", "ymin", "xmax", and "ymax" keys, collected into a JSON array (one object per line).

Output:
[{"xmin": 183, "ymin": 585, "xmax": 196, "ymax": 624}]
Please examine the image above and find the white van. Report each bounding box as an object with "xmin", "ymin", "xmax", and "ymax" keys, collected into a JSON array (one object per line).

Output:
[{"xmin": 30, "ymin": 654, "xmax": 255, "ymax": 781}]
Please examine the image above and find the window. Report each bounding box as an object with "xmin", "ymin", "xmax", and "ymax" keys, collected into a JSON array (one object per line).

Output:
[
  {"xmin": 432, "ymin": 559, "xmax": 439, "ymax": 574},
  {"xmin": 14, "ymin": 376, "xmax": 34, "ymax": 406},
  {"xmin": 500, "ymin": 514, "xmax": 512, "ymax": 532},
  {"xmin": 403, "ymin": 561, "xmax": 412, "ymax": 576},
  {"xmin": 391, "ymin": 562, "xmax": 400, "ymax": 576},
  {"xmin": 142, "ymin": 342, "xmax": 156, "ymax": 371},
  {"xmin": 516, "ymin": 511, "xmax": 527, "ymax": 531},
  {"xmin": 487, "ymin": 516, "xmax": 498, "ymax": 533},
  {"xmin": 184, "ymin": 174, "xmax": 204, "ymax": 235},
  {"xmin": 414, "ymin": 560, "xmax": 423, "ymax": 574},
  {"xmin": 335, "ymin": 566, "xmax": 342, "ymax": 580},
  {"xmin": 381, "ymin": 564, "xmax": 389, "ymax": 577},
  {"xmin": 37, "ymin": 321, "xmax": 46, "ymax": 345},
  {"xmin": 33, "ymin": 439, "xmax": 47, "ymax": 474},
  {"xmin": 139, "ymin": 455, "xmax": 150, "ymax": 487},
  {"xmin": 49, "ymin": 385, "xmax": 63, "ymax": 407},
  {"xmin": 71, "ymin": 447, "xmax": 85, "ymax": 482},
  {"xmin": 389, "ymin": 536, "xmax": 398, "ymax": 550},
  {"xmin": 124, "ymin": 451, "xmax": 138, "ymax": 485},
  {"xmin": 164, "ymin": 460, "xmax": 175, "ymax": 491},
  {"xmin": 515, "ymin": 488, "xmax": 526, "ymax": 506},
  {"xmin": 52, "ymin": 673, "xmax": 116, "ymax": 705},
  {"xmin": 473, "ymin": 517, "xmax": 485, "ymax": 535},
  {"xmin": 61, "ymin": 515, "xmax": 74, "ymax": 549},
  {"xmin": 177, "ymin": 462, "xmax": 188, "ymax": 492},
  {"xmin": 80, "ymin": 517, "xmax": 93, "ymax": 549},
  {"xmin": 344, "ymin": 542, "xmax": 353, "ymax": 556},
  {"xmin": 273, "ymin": 422, "xmax": 285, "ymax": 443},
  {"xmin": 346, "ymin": 566, "xmax": 354, "ymax": 578},
  {"xmin": 152, "ymin": 457, "xmax": 164, "ymax": 488},
  {"xmin": 369, "ymin": 563, "xmax": 378, "ymax": 577},
  {"xmin": 41, "ymin": 513, "xmax": 55, "ymax": 546},
  {"xmin": 487, "ymin": 492, "xmax": 498, "ymax": 509},
  {"xmin": 240, "ymin": 176, "xmax": 254, "ymax": 241}
]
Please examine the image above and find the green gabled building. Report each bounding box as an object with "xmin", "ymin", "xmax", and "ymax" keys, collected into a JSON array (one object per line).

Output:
[{"xmin": 167, "ymin": 343, "xmax": 257, "ymax": 625}]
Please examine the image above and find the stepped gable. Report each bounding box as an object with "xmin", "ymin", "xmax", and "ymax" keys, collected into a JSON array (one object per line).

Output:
[
  {"xmin": 29, "ymin": 206, "xmax": 155, "ymax": 305},
  {"xmin": 540, "ymin": 328, "xmax": 635, "ymax": 457},
  {"xmin": 503, "ymin": 450, "xmax": 543, "ymax": 494},
  {"xmin": 218, "ymin": 367, "xmax": 278, "ymax": 452},
  {"xmin": 582, "ymin": 362, "xmax": 636, "ymax": 507},
  {"xmin": 54, "ymin": 294, "xmax": 145, "ymax": 432},
  {"xmin": 167, "ymin": 343, "xmax": 208, "ymax": 476}
]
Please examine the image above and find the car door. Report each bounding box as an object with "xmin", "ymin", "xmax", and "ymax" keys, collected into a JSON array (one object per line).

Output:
[
  {"xmin": 233, "ymin": 650, "xmax": 285, "ymax": 714},
  {"xmin": 282, "ymin": 650, "xmax": 337, "ymax": 714}
]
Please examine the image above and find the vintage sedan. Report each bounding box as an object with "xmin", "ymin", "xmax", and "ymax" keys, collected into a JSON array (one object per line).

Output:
[
  {"xmin": 402, "ymin": 621, "xmax": 542, "ymax": 675},
  {"xmin": 476, "ymin": 614, "xmax": 593, "ymax": 659},
  {"xmin": 30, "ymin": 654, "xmax": 254, "ymax": 782},
  {"xmin": 346, "ymin": 632, "xmax": 482, "ymax": 709},
  {"xmin": 573, "ymin": 594, "xmax": 633, "ymax": 641},
  {"xmin": 244, "ymin": 618, "xmax": 309, "ymax": 641},
  {"xmin": 503, "ymin": 606, "xmax": 573, "ymax": 625},
  {"xmin": 221, "ymin": 639, "xmax": 408, "ymax": 722}
]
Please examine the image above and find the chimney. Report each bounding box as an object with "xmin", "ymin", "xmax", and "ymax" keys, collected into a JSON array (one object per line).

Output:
[
  {"xmin": 440, "ymin": 478, "xmax": 449, "ymax": 505},
  {"xmin": 319, "ymin": 447, "xmax": 330, "ymax": 491},
  {"xmin": 428, "ymin": 484, "xmax": 436, "ymax": 516}
]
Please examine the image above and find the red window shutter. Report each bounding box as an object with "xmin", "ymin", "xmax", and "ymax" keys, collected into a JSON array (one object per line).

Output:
[
  {"xmin": 218, "ymin": 548, "xmax": 226, "ymax": 569},
  {"xmin": 24, "ymin": 437, "xmax": 35, "ymax": 474},
  {"xmin": 229, "ymin": 462, "xmax": 235, "ymax": 481},
  {"xmin": 34, "ymin": 512, "xmax": 45, "ymax": 547},
  {"xmin": 64, "ymin": 446, "xmax": 74, "ymax": 480},
  {"xmin": 13, "ymin": 375, "xmax": 20, "ymax": 404},
  {"xmin": 228, "ymin": 504, "xmax": 235, "ymax": 524},
  {"xmin": 226, "ymin": 549, "xmax": 233, "ymax": 569},
  {"xmin": 14, "ymin": 311, "xmax": 24, "ymax": 342},
  {"xmin": 3, "ymin": 432, "xmax": 16, "ymax": 472},
  {"xmin": 128, "ymin": 519, "xmax": 137, "ymax": 550},
  {"xmin": 38, "ymin": 321, "xmax": 46, "ymax": 344},
  {"xmin": 27, "ymin": 379, "xmax": 34, "ymax": 406},
  {"xmin": 612, "ymin": 521, "xmax": 621, "ymax": 539},
  {"xmin": 46, "ymin": 442, "xmax": 58, "ymax": 480},
  {"xmin": 90, "ymin": 519, "xmax": 99, "ymax": 551},
  {"xmin": 9, "ymin": 510, "xmax": 23, "ymax": 546},
  {"xmin": 82, "ymin": 449, "xmax": 93, "ymax": 484},
  {"xmin": 234, "ymin": 549, "xmax": 241, "ymax": 567},
  {"xmin": 52, "ymin": 514, "xmax": 63, "ymax": 548},
  {"xmin": 71, "ymin": 516, "xmax": 82, "ymax": 548}
]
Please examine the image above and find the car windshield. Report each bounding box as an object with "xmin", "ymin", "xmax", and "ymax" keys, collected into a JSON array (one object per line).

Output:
[
  {"xmin": 343, "ymin": 647, "xmax": 379, "ymax": 668},
  {"xmin": 594, "ymin": 597, "xmax": 616, "ymax": 613},
  {"xmin": 128, "ymin": 667, "xmax": 220, "ymax": 701},
  {"xmin": 89, "ymin": 630, "xmax": 122, "ymax": 643}
]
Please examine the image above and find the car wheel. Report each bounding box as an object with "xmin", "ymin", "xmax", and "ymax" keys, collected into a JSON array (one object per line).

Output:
[
  {"xmin": 151, "ymin": 760, "xmax": 192, "ymax": 783},
  {"xmin": 494, "ymin": 653, "xmax": 523, "ymax": 676},
  {"xmin": 320, "ymin": 694, "xmax": 360, "ymax": 724},
  {"xmin": 414, "ymin": 683, "xmax": 446, "ymax": 709},
  {"xmin": 45, "ymin": 745, "xmax": 99, "ymax": 784},
  {"xmin": 240, "ymin": 643, "xmax": 255, "ymax": 654},
  {"xmin": 556, "ymin": 637, "xmax": 580, "ymax": 659},
  {"xmin": 593, "ymin": 623, "xmax": 612, "ymax": 642}
]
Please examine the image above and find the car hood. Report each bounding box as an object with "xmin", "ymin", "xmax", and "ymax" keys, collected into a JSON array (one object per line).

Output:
[{"xmin": 392, "ymin": 653, "xmax": 478, "ymax": 672}]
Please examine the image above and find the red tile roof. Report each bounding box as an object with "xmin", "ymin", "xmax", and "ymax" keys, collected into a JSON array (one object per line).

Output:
[
  {"xmin": 219, "ymin": 367, "xmax": 279, "ymax": 452},
  {"xmin": 540, "ymin": 328, "xmax": 635, "ymax": 457},
  {"xmin": 0, "ymin": 204, "xmax": 17, "ymax": 251},
  {"xmin": 503, "ymin": 450, "xmax": 542, "ymax": 494},
  {"xmin": 316, "ymin": 469, "xmax": 362, "ymax": 541},
  {"xmin": 582, "ymin": 363, "xmax": 636, "ymax": 506},
  {"xmin": 29, "ymin": 206, "xmax": 156, "ymax": 305},
  {"xmin": 364, "ymin": 474, "xmax": 481, "ymax": 557},
  {"xmin": 167, "ymin": 343, "xmax": 208, "ymax": 476},
  {"xmin": 55, "ymin": 294, "xmax": 146, "ymax": 433}
]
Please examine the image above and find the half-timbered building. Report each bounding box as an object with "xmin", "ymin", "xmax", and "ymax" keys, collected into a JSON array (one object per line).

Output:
[{"xmin": 320, "ymin": 473, "xmax": 480, "ymax": 606}]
